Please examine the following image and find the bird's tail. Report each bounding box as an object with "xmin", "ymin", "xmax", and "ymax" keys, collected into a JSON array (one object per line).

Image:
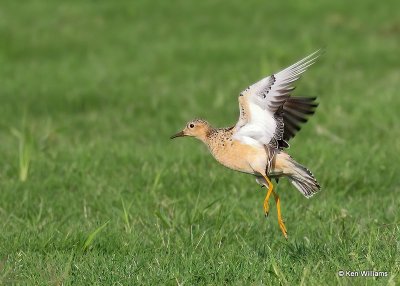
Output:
[{"xmin": 286, "ymin": 156, "xmax": 320, "ymax": 198}]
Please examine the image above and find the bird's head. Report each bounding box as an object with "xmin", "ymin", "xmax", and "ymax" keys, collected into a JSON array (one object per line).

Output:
[{"xmin": 170, "ymin": 119, "xmax": 211, "ymax": 141}]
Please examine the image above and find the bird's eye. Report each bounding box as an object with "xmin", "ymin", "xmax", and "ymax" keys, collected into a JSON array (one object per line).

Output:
[{"xmin": 189, "ymin": 124, "xmax": 195, "ymax": 128}]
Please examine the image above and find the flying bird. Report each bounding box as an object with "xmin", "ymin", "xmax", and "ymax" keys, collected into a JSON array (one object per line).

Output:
[{"xmin": 171, "ymin": 51, "xmax": 321, "ymax": 238}]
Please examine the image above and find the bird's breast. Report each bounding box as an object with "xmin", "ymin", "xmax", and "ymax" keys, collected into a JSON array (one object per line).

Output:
[{"xmin": 208, "ymin": 139, "xmax": 267, "ymax": 174}]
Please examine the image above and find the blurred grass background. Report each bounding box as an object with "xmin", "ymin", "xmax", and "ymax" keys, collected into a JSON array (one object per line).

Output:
[{"xmin": 0, "ymin": 0, "xmax": 399, "ymax": 284}]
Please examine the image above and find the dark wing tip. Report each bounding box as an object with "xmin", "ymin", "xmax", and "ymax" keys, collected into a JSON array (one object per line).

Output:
[{"xmin": 281, "ymin": 96, "xmax": 319, "ymax": 142}]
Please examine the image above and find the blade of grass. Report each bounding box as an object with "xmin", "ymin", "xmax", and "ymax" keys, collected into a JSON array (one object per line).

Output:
[
  {"xmin": 55, "ymin": 251, "xmax": 74, "ymax": 285},
  {"xmin": 270, "ymin": 255, "xmax": 289, "ymax": 286},
  {"xmin": 82, "ymin": 221, "xmax": 109, "ymax": 251},
  {"xmin": 121, "ymin": 198, "xmax": 132, "ymax": 233},
  {"xmin": 10, "ymin": 122, "xmax": 32, "ymax": 182}
]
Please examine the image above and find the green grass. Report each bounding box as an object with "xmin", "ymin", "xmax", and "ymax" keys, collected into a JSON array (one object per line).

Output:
[{"xmin": 0, "ymin": 0, "xmax": 399, "ymax": 284}]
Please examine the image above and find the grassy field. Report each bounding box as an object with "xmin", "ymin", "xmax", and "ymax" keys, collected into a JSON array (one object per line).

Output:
[{"xmin": 0, "ymin": 0, "xmax": 399, "ymax": 285}]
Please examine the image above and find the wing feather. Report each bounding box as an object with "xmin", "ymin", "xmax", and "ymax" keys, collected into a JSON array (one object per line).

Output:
[
  {"xmin": 281, "ymin": 96, "xmax": 319, "ymax": 142},
  {"xmin": 233, "ymin": 50, "xmax": 321, "ymax": 147}
]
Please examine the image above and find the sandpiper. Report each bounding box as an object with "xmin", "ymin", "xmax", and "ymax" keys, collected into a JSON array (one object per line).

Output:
[{"xmin": 171, "ymin": 51, "xmax": 321, "ymax": 238}]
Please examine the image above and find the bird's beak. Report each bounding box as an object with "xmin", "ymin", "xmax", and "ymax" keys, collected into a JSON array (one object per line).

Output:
[{"xmin": 170, "ymin": 130, "xmax": 185, "ymax": 139}]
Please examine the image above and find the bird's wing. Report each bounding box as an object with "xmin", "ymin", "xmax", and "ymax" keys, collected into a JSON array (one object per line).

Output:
[
  {"xmin": 282, "ymin": 96, "xmax": 318, "ymax": 142},
  {"xmin": 233, "ymin": 50, "xmax": 320, "ymax": 147}
]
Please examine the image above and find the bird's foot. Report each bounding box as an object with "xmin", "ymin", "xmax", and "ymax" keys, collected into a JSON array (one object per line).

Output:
[
  {"xmin": 263, "ymin": 200, "xmax": 270, "ymax": 217},
  {"xmin": 278, "ymin": 218, "xmax": 288, "ymax": 239}
]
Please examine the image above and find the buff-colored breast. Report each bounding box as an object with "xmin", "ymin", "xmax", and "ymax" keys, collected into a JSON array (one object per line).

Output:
[{"xmin": 206, "ymin": 131, "xmax": 268, "ymax": 174}]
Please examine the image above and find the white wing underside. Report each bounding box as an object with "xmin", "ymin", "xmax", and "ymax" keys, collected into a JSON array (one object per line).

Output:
[
  {"xmin": 233, "ymin": 50, "xmax": 321, "ymax": 147},
  {"xmin": 233, "ymin": 103, "xmax": 276, "ymax": 147}
]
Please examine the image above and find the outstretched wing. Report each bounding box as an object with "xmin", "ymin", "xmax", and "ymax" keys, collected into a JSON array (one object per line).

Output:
[{"xmin": 233, "ymin": 50, "xmax": 321, "ymax": 148}]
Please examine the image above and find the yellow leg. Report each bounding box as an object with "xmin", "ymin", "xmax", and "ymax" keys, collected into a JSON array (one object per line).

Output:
[
  {"xmin": 272, "ymin": 191, "xmax": 288, "ymax": 239},
  {"xmin": 261, "ymin": 174, "xmax": 288, "ymax": 239},
  {"xmin": 262, "ymin": 175, "xmax": 274, "ymax": 217}
]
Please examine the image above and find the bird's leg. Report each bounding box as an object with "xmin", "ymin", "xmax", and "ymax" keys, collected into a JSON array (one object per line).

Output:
[
  {"xmin": 272, "ymin": 190, "xmax": 288, "ymax": 239},
  {"xmin": 261, "ymin": 174, "xmax": 288, "ymax": 238},
  {"xmin": 262, "ymin": 175, "xmax": 274, "ymax": 217}
]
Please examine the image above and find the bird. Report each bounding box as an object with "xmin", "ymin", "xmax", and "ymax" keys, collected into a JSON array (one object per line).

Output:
[{"xmin": 170, "ymin": 51, "xmax": 322, "ymax": 238}]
